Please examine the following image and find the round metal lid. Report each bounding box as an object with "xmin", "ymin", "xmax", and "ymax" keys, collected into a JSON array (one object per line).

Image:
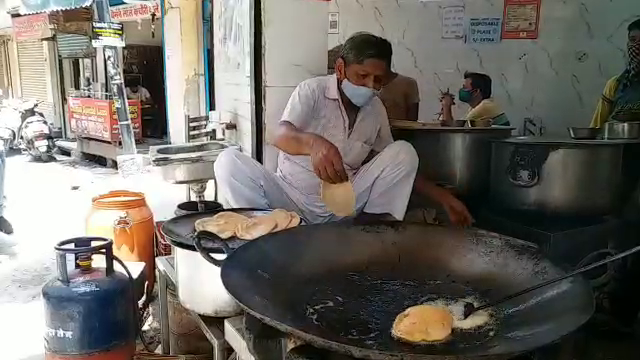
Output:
[
  {"xmin": 493, "ymin": 136, "xmax": 640, "ymax": 146},
  {"xmin": 392, "ymin": 125, "xmax": 515, "ymax": 133}
]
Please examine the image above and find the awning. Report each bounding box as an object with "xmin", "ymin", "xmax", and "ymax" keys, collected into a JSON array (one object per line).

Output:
[
  {"xmin": 18, "ymin": 0, "xmax": 94, "ymax": 15},
  {"xmin": 17, "ymin": 0, "xmax": 150, "ymax": 15}
]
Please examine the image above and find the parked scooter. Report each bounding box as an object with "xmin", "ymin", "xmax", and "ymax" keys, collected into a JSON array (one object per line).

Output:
[
  {"xmin": 0, "ymin": 99, "xmax": 22, "ymax": 152},
  {"xmin": 19, "ymin": 100, "xmax": 56, "ymax": 161},
  {"xmin": 0, "ymin": 99, "xmax": 56, "ymax": 161}
]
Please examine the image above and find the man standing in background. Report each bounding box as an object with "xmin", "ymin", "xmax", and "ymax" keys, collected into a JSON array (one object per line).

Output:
[
  {"xmin": 590, "ymin": 18, "xmax": 640, "ymax": 127},
  {"xmin": 379, "ymin": 71, "xmax": 420, "ymax": 121},
  {"xmin": 378, "ymin": 38, "xmax": 420, "ymax": 121}
]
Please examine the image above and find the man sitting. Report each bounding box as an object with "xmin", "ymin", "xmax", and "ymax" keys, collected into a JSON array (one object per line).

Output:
[
  {"xmin": 214, "ymin": 33, "xmax": 472, "ymax": 226},
  {"xmin": 440, "ymin": 71, "xmax": 509, "ymax": 126},
  {"xmin": 329, "ymin": 38, "xmax": 420, "ymax": 121},
  {"xmin": 126, "ymin": 78, "xmax": 152, "ymax": 105}
]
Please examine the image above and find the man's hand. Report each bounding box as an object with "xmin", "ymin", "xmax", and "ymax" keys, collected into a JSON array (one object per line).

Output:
[
  {"xmin": 440, "ymin": 193, "xmax": 473, "ymax": 227},
  {"xmin": 414, "ymin": 176, "xmax": 473, "ymax": 227},
  {"xmin": 273, "ymin": 121, "xmax": 347, "ymax": 184},
  {"xmin": 309, "ymin": 135, "xmax": 348, "ymax": 184},
  {"xmin": 440, "ymin": 93, "xmax": 455, "ymax": 108}
]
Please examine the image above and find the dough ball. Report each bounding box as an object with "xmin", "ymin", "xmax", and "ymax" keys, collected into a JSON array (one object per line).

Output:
[
  {"xmin": 321, "ymin": 181, "xmax": 356, "ymax": 217},
  {"xmin": 391, "ymin": 305, "xmax": 454, "ymax": 343},
  {"xmin": 235, "ymin": 216, "xmax": 277, "ymax": 240},
  {"xmin": 194, "ymin": 212, "xmax": 249, "ymax": 239}
]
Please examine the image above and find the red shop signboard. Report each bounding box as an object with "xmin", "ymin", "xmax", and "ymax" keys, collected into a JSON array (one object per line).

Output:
[
  {"xmin": 502, "ymin": 0, "xmax": 542, "ymax": 40},
  {"xmin": 12, "ymin": 13, "xmax": 53, "ymax": 42},
  {"xmin": 68, "ymin": 97, "xmax": 142, "ymax": 143}
]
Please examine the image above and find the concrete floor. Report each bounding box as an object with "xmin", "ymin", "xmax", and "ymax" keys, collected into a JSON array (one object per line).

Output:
[{"xmin": 0, "ymin": 152, "xmax": 208, "ymax": 360}]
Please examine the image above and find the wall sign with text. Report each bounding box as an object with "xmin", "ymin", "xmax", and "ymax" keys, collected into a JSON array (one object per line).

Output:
[
  {"xmin": 502, "ymin": 0, "xmax": 541, "ymax": 39},
  {"xmin": 328, "ymin": 12, "xmax": 339, "ymax": 34},
  {"xmin": 92, "ymin": 22, "xmax": 125, "ymax": 47},
  {"xmin": 12, "ymin": 13, "xmax": 53, "ymax": 42},
  {"xmin": 468, "ymin": 17, "xmax": 502, "ymax": 44},
  {"xmin": 442, "ymin": 5, "xmax": 465, "ymax": 39},
  {"xmin": 110, "ymin": 0, "xmax": 160, "ymax": 22}
]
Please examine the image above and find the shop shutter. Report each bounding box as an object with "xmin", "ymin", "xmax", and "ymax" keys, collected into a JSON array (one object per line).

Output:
[
  {"xmin": 16, "ymin": 40, "xmax": 54, "ymax": 122},
  {"xmin": 57, "ymin": 33, "xmax": 93, "ymax": 58}
]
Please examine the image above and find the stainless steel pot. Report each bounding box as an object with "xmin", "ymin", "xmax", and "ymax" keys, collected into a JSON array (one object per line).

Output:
[
  {"xmin": 490, "ymin": 137, "xmax": 627, "ymax": 216},
  {"xmin": 393, "ymin": 126, "xmax": 513, "ymax": 198},
  {"xmin": 603, "ymin": 122, "xmax": 640, "ymax": 140},
  {"xmin": 174, "ymin": 246, "xmax": 241, "ymax": 316}
]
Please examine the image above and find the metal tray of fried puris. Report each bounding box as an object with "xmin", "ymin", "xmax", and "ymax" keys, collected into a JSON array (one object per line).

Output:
[{"xmin": 160, "ymin": 208, "xmax": 304, "ymax": 253}]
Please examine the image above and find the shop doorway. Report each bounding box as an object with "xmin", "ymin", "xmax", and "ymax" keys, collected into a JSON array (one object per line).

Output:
[{"xmin": 122, "ymin": 19, "xmax": 166, "ymax": 140}]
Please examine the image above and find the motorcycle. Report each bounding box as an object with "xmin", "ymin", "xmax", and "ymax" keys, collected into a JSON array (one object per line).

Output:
[{"xmin": 0, "ymin": 99, "xmax": 56, "ymax": 161}]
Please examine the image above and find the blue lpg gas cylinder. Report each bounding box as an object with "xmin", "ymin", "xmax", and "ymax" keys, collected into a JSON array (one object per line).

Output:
[{"xmin": 42, "ymin": 237, "xmax": 136, "ymax": 360}]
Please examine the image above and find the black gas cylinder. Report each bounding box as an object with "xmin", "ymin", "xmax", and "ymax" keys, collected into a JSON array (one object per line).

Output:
[{"xmin": 42, "ymin": 237, "xmax": 136, "ymax": 360}]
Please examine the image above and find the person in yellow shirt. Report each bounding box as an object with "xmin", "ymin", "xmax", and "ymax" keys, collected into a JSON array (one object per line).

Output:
[
  {"xmin": 591, "ymin": 19, "xmax": 640, "ymax": 128},
  {"xmin": 440, "ymin": 72, "xmax": 510, "ymax": 126}
]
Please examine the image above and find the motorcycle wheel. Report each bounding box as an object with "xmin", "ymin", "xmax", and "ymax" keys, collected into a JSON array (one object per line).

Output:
[{"xmin": 40, "ymin": 153, "xmax": 53, "ymax": 162}]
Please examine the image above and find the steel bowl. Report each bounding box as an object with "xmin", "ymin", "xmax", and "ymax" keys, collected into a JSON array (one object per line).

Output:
[
  {"xmin": 603, "ymin": 122, "xmax": 640, "ymax": 140},
  {"xmin": 568, "ymin": 127, "xmax": 600, "ymax": 140},
  {"xmin": 470, "ymin": 119, "xmax": 492, "ymax": 128},
  {"xmin": 442, "ymin": 119, "xmax": 468, "ymax": 127}
]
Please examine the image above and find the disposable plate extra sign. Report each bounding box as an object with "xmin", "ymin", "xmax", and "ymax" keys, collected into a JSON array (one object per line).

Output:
[{"xmin": 468, "ymin": 17, "xmax": 502, "ymax": 44}]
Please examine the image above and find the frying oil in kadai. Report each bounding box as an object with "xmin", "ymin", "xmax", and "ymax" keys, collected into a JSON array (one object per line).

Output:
[{"xmin": 423, "ymin": 297, "xmax": 493, "ymax": 331}]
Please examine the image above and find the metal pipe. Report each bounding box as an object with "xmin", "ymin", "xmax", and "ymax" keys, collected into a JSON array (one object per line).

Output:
[{"xmin": 93, "ymin": 0, "xmax": 137, "ymax": 155}]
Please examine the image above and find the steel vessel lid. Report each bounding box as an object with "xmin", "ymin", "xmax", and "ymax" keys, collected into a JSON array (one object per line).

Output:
[
  {"xmin": 392, "ymin": 125, "xmax": 515, "ymax": 133},
  {"xmin": 493, "ymin": 136, "xmax": 640, "ymax": 146}
]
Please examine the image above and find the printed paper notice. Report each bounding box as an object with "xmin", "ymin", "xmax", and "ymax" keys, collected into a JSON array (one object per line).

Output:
[
  {"xmin": 328, "ymin": 12, "xmax": 339, "ymax": 34},
  {"xmin": 468, "ymin": 17, "xmax": 502, "ymax": 44},
  {"xmin": 502, "ymin": 0, "xmax": 541, "ymax": 39},
  {"xmin": 442, "ymin": 6, "xmax": 465, "ymax": 39}
]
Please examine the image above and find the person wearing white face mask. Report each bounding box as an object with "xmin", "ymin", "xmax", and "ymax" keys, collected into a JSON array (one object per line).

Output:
[{"xmin": 214, "ymin": 33, "xmax": 472, "ymax": 226}]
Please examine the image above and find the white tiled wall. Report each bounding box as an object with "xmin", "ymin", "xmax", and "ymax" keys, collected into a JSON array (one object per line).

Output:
[
  {"xmin": 262, "ymin": 0, "xmax": 329, "ymax": 170},
  {"xmin": 213, "ymin": 0, "xmax": 255, "ymax": 155},
  {"xmin": 328, "ymin": 0, "xmax": 636, "ymax": 135}
]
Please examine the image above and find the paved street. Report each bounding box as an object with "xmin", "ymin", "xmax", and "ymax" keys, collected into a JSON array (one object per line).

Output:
[{"xmin": 0, "ymin": 152, "xmax": 196, "ymax": 360}]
